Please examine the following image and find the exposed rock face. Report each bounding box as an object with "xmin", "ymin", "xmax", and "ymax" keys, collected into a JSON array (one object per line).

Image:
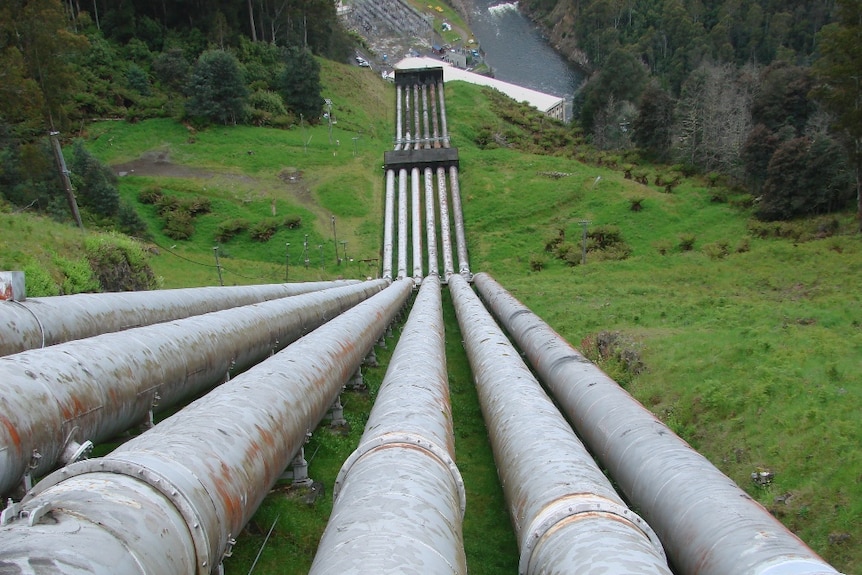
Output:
[{"xmin": 522, "ymin": 0, "xmax": 592, "ymax": 73}]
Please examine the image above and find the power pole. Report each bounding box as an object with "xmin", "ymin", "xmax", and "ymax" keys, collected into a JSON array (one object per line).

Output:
[
  {"xmin": 578, "ymin": 220, "xmax": 591, "ymax": 265},
  {"xmin": 49, "ymin": 131, "xmax": 83, "ymax": 230},
  {"xmin": 331, "ymin": 215, "xmax": 341, "ymax": 264}
]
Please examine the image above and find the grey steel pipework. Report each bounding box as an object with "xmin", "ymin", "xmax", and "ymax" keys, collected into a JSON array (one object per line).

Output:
[
  {"xmin": 430, "ymin": 83, "xmax": 441, "ymax": 149},
  {"xmin": 395, "ymin": 84, "xmax": 403, "ymax": 150},
  {"xmin": 309, "ymin": 275, "xmax": 467, "ymax": 575},
  {"xmin": 0, "ymin": 279, "xmax": 414, "ymax": 575},
  {"xmin": 397, "ymin": 168, "xmax": 409, "ymax": 280},
  {"xmin": 0, "ymin": 280, "xmax": 359, "ymax": 357},
  {"xmin": 422, "ymin": 83, "xmax": 431, "ymax": 149},
  {"xmin": 424, "ymin": 167, "xmax": 439, "ymax": 276},
  {"xmin": 448, "ymin": 274, "xmax": 672, "ymax": 575},
  {"xmin": 437, "ymin": 166, "xmax": 455, "ymax": 278},
  {"xmin": 404, "ymin": 84, "xmax": 412, "ymax": 147},
  {"xmin": 413, "ymin": 84, "xmax": 421, "ymax": 150},
  {"xmin": 438, "ymin": 80, "xmax": 449, "ymax": 147},
  {"xmin": 383, "ymin": 169, "xmax": 395, "ymax": 279},
  {"xmin": 471, "ymin": 272, "xmax": 844, "ymax": 575},
  {"xmin": 448, "ymin": 166, "xmax": 470, "ymax": 276},
  {"xmin": 411, "ymin": 167, "xmax": 423, "ymax": 281},
  {"xmin": 0, "ymin": 280, "xmax": 387, "ymax": 497}
]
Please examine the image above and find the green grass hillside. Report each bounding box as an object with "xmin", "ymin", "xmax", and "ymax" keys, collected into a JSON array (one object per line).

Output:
[{"xmin": 2, "ymin": 62, "xmax": 858, "ymax": 574}]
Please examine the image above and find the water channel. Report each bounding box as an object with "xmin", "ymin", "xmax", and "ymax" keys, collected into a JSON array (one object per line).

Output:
[{"xmin": 465, "ymin": 0, "xmax": 583, "ymax": 120}]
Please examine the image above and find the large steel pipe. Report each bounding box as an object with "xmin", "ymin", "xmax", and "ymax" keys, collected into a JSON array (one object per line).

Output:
[
  {"xmin": 411, "ymin": 166, "xmax": 423, "ymax": 281},
  {"xmin": 395, "ymin": 84, "xmax": 403, "ymax": 150},
  {"xmin": 472, "ymin": 272, "xmax": 844, "ymax": 575},
  {"xmin": 310, "ymin": 275, "xmax": 466, "ymax": 574},
  {"xmin": 438, "ymin": 80, "xmax": 449, "ymax": 148},
  {"xmin": 449, "ymin": 274, "xmax": 671, "ymax": 575},
  {"xmin": 448, "ymin": 166, "xmax": 470, "ymax": 276},
  {"xmin": 0, "ymin": 280, "xmax": 387, "ymax": 497},
  {"xmin": 422, "ymin": 83, "xmax": 431, "ymax": 149},
  {"xmin": 436, "ymin": 167, "xmax": 455, "ymax": 278},
  {"xmin": 0, "ymin": 280, "xmax": 358, "ymax": 357},
  {"xmin": 413, "ymin": 84, "xmax": 421, "ymax": 150},
  {"xmin": 383, "ymin": 169, "xmax": 395, "ymax": 279},
  {"xmin": 424, "ymin": 167, "xmax": 439, "ymax": 277},
  {"xmin": 430, "ymin": 83, "xmax": 441, "ymax": 149},
  {"xmin": 397, "ymin": 168, "xmax": 409, "ymax": 280},
  {"xmin": 0, "ymin": 279, "xmax": 414, "ymax": 575}
]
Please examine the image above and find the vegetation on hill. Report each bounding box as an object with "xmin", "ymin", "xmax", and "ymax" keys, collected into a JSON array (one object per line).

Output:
[{"xmin": 521, "ymin": 0, "xmax": 862, "ymax": 229}]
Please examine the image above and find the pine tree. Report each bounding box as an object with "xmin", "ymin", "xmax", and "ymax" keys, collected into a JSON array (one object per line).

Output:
[
  {"xmin": 279, "ymin": 46, "xmax": 324, "ymax": 121},
  {"xmin": 185, "ymin": 50, "xmax": 248, "ymax": 125}
]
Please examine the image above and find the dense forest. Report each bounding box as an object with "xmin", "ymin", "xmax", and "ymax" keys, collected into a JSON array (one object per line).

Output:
[
  {"xmin": 1, "ymin": 0, "xmax": 861, "ymax": 231},
  {"xmin": 522, "ymin": 0, "xmax": 862, "ymax": 226}
]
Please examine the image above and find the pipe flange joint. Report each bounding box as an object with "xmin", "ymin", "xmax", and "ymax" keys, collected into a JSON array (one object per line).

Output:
[
  {"xmin": 334, "ymin": 431, "xmax": 465, "ymax": 518},
  {"xmin": 28, "ymin": 456, "xmax": 220, "ymax": 575},
  {"xmin": 518, "ymin": 494, "xmax": 666, "ymax": 575}
]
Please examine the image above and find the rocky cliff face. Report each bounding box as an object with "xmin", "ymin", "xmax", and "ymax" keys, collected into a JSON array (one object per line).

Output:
[{"xmin": 522, "ymin": 0, "xmax": 592, "ymax": 73}]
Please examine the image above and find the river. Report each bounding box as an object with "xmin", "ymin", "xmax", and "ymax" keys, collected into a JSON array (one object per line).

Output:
[{"xmin": 465, "ymin": 0, "xmax": 582, "ymax": 120}]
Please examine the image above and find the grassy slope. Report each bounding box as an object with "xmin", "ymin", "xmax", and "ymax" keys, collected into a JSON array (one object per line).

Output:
[
  {"xmin": 446, "ymin": 81, "xmax": 861, "ymax": 573},
  {"xmin": 4, "ymin": 61, "xmax": 858, "ymax": 573}
]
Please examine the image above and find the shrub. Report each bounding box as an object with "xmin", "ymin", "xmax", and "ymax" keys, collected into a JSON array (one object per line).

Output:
[
  {"xmin": 249, "ymin": 218, "xmax": 280, "ymax": 242},
  {"xmin": 54, "ymin": 256, "xmax": 100, "ymax": 294},
  {"xmin": 529, "ymin": 254, "xmax": 546, "ymax": 271},
  {"xmin": 654, "ymin": 239, "xmax": 673, "ymax": 255},
  {"xmin": 703, "ymin": 240, "xmax": 730, "ymax": 260},
  {"xmin": 679, "ymin": 233, "xmax": 696, "ymax": 251},
  {"xmin": 23, "ymin": 263, "xmax": 59, "ymax": 296},
  {"xmin": 163, "ymin": 210, "xmax": 194, "ymax": 240},
  {"xmin": 117, "ymin": 201, "xmax": 149, "ymax": 238},
  {"xmin": 283, "ymin": 215, "xmax": 302, "ymax": 229},
  {"xmin": 138, "ymin": 186, "xmax": 163, "ymax": 204},
  {"xmin": 216, "ymin": 218, "xmax": 249, "ymax": 242},
  {"xmin": 85, "ymin": 235, "xmax": 158, "ymax": 291},
  {"xmin": 629, "ymin": 197, "xmax": 644, "ymax": 211}
]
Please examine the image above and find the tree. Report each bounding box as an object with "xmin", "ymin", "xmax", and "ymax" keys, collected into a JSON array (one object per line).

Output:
[
  {"xmin": 741, "ymin": 123, "xmax": 780, "ymax": 189},
  {"xmin": 69, "ymin": 140, "xmax": 120, "ymax": 218},
  {"xmin": 633, "ymin": 80, "xmax": 674, "ymax": 161},
  {"xmin": 812, "ymin": 0, "xmax": 862, "ymax": 231},
  {"xmin": 279, "ymin": 46, "xmax": 323, "ymax": 121},
  {"xmin": 185, "ymin": 50, "xmax": 248, "ymax": 125}
]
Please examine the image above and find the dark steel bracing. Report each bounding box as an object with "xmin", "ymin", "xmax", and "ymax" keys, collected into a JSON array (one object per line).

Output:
[
  {"xmin": 472, "ymin": 272, "xmax": 844, "ymax": 575},
  {"xmin": 0, "ymin": 279, "xmax": 414, "ymax": 575},
  {"xmin": 449, "ymin": 274, "xmax": 672, "ymax": 575},
  {"xmin": 0, "ymin": 280, "xmax": 387, "ymax": 497},
  {"xmin": 310, "ymin": 275, "xmax": 466, "ymax": 574},
  {"xmin": 0, "ymin": 280, "xmax": 359, "ymax": 356}
]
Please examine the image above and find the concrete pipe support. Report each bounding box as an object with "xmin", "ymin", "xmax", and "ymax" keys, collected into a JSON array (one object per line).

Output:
[
  {"xmin": 0, "ymin": 280, "xmax": 387, "ymax": 497},
  {"xmin": 310, "ymin": 275, "xmax": 466, "ymax": 574},
  {"xmin": 0, "ymin": 279, "xmax": 414, "ymax": 575},
  {"xmin": 0, "ymin": 280, "xmax": 359, "ymax": 356},
  {"xmin": 448, "ymin": 274, "xmax": 672, "ymax": 575},
  {"xmin": 471, "ymin": 272, "xmax": 844, "ymax": 575}
]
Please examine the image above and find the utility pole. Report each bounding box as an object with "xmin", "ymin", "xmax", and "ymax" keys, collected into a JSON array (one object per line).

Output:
[
  {"xmin": 578, "ymin": 220, "xmax": 591, "ymax": 265},
  {"xmin": 303, "ymin": 234, "xmax": 309, "ymax": 268},
  {"xmin": 331, "ymin": 215, "xmax": 340, "ymax": 264},
  {"xmin": 318, "ymin": 245, "xmax": 324, "ymax": 271},
  {"xmin": 49, "ymin": 131, "xmax": 83, "ymax": 230},
  {"xmin": 213, "ymin": 247, "xmax": 224, "ymax": 286},
  {"xmin": 340, "ymin": 240, "xmax": 347, "ymax": 263},
  {"xmin": 324, "ymin": 99, "xmax": 333, "ymax": 145},
  {"xmin": 285, "ymin": 243, "xmax": 290, "ymax": 282}
]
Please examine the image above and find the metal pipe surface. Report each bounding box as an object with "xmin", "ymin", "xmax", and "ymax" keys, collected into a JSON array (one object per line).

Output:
[
  {"xmin": 310, "ymin": 276, "xmax": 466, "ymax": 575},
  {"xmin": 0, "ymin": 279, "xmax": 414, "ymax": 575},
  {"xmin": 0, "ymin": 280, "xmax": 387, "ymax": 497},
  {"xmin": 413, "ymin": 84, "xmax": 421, "ymax": 150},
  {"xmin": 422, "ymin": 83, "xmax": 431, "ymax": 149},
  {"xmin": 395, "ymin": 85, "xmax": 403, "ymax": 150},
  {"xmin": 437, "ymin": 166, "xmax": 455, "ymax": 278},
  {"xmin": 449, "ymin": 274, "xmax": 671, "ymax": 575},
  {"xmin": 430, "ymin": 83, "xmax": 441, "ymax": 149},
  {"xmin": 438, "ymin": 80, "xmax": 449, "ymax": 148},
  {"xmin": 424, "ymin": 167, "xmax": 439, "ymax": 277},
  {"xmin": 383, "ymin": 169, "xmax": 395, "ymax": 279},
  {"xmin": 397, "ymin": 168, "xmax": 409, "ymax": 280},
  {"xmin": 448, "ymin": 166, "xmax": 470, "ymax": 276},
  {"xmin": 472, "ymin": 272, "xmax": 844, "ymax": 575},
  {"xmin": 0, "ymin": 280, "xmax": 359, "ymax": 356},
  {"xmin": 411, "ymin": 167, "xmax": 423, "ymax": 280}
]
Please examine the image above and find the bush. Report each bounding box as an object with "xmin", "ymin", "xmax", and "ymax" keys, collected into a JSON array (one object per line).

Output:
[
  {"xmin": 53, "ymin": 255, "xmax": 100, "ymax": 294},
  {"xmin": 702, "ymin": 240, "xmax": 730, "ymax": 260},
  {"xmin": 679, "ymin": 234, "xmax": 696, "ymax": 251},
  {"xmin": 529, "ymin": 253, "xmax": 547, "ymax": 271},
  {"xmin": 163, "ymin": 209, "xmax": 194, "ymax": 240},
  {"xmin": 23, "ymin": 263, "xmax": 59, "ymax": 296},
  {"xmin": 249, "ymin": 218, "xmax": 280, "ymax": 242},
  {"xmin": 85, "ymin": 235, "xmax": 158, "ymax": 291},
  {"xmin": 215, "ymin": 218, "xmax": 249, "ymax": 242},
  {"xmin": 138, "ymin": 186, "xmax": 163, "ymax": 204},
  {"xmin": 117, "ymin": 201, "xmax": 149, "ymax": 238},
  {"xmin": 283, "ymin": 215, "xmax": 302, "ymax": 229}
]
